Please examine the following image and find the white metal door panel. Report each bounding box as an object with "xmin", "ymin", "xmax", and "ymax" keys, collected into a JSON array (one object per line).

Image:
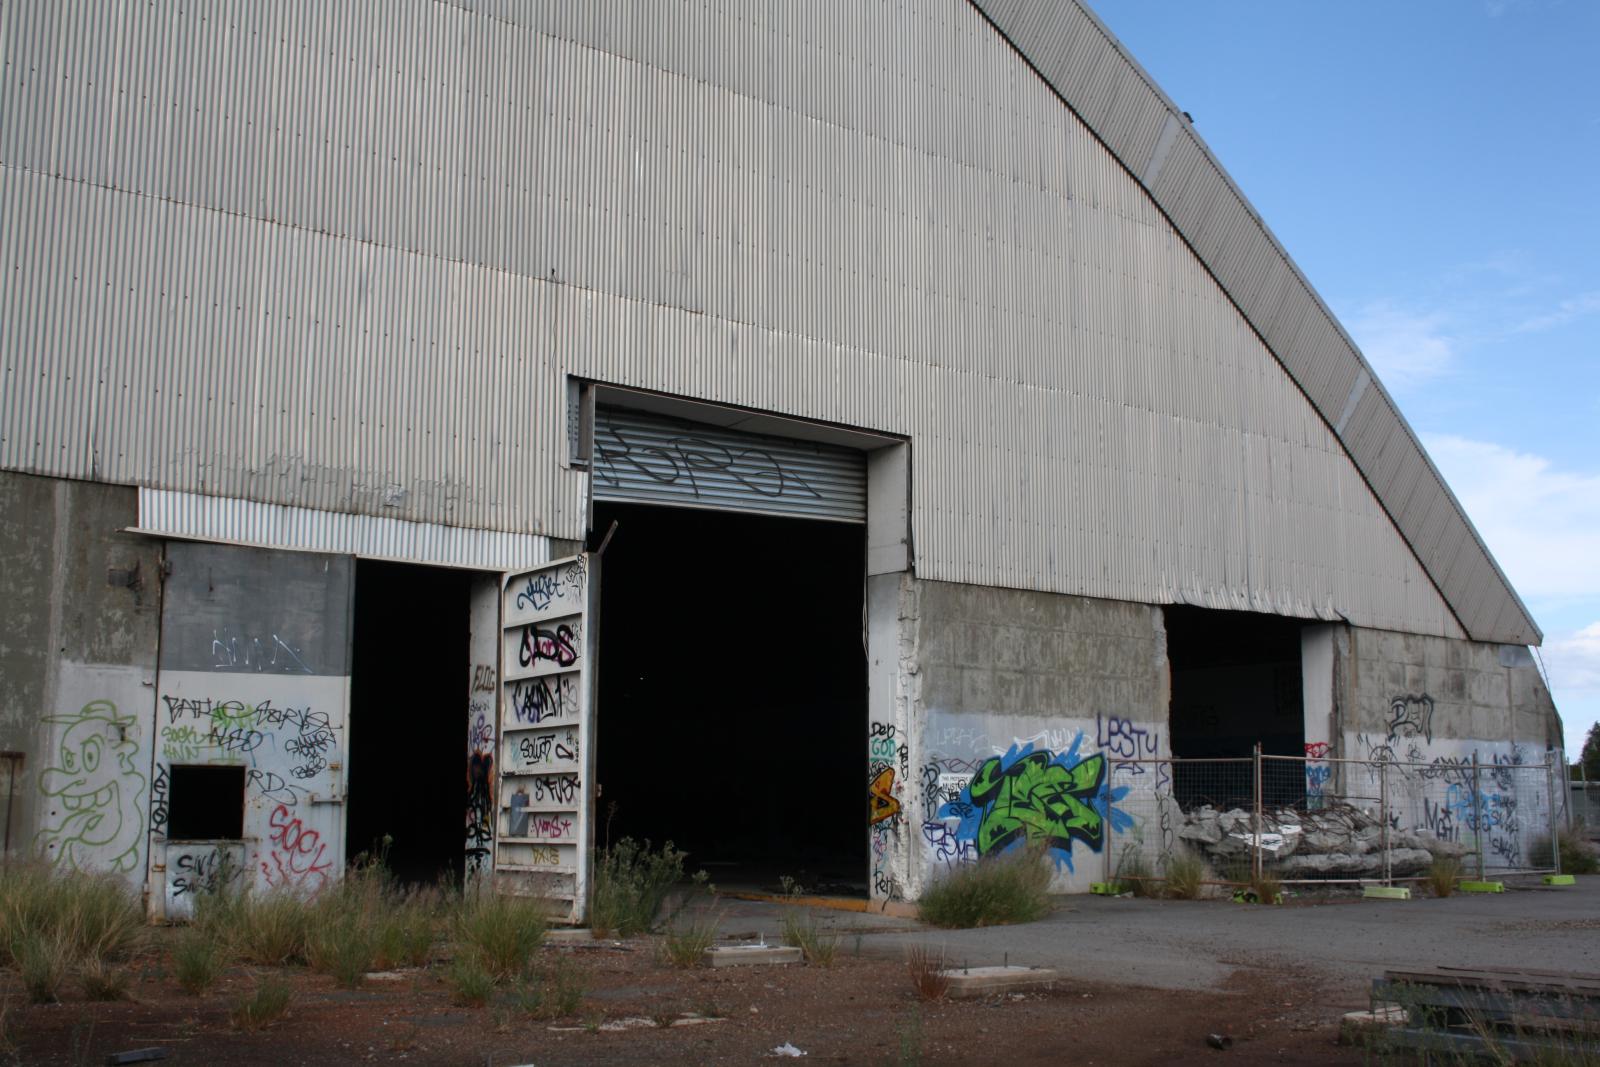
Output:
[
  {"xmin": 498, "ymin": 555, "xmax": 593, "ymax": 921},
  {"xmin": 148, "ymin": 543, "xmax": 352, "ymax": 920}
]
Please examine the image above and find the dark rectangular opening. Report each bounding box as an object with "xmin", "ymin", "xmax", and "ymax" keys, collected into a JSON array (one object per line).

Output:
[
  {"xmin": 591, "ymin": 501, "xmax": 868, "ymax": 895},
  {"xmin": 166, "ymin": 764, "xmax": 246, "ymax": 840},
  {"xmin": 347, "ymin": 560, "xmax": 472, "ymax": 885},
  {"xmin": 1165, "ymin": 605, "xmax": 1306, "ymax": 808}
]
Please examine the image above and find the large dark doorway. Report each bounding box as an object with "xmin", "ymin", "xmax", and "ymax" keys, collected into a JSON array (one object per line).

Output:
[
  {"xmin": 591, "ymin": 502, "xmax": 867, "ymax": 893},
  {"xmin": 1165, "ymin": 606, "xmax": 1306, "ymax": 807},
  {"xmin": 348, "ymin": 560, "xmax": 471, "ymax": 884}
]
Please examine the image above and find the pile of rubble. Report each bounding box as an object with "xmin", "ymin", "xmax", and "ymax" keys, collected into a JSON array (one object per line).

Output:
[{"xmin": 1176, "ymin": 803, "xmax": 1465, "ymax": 877}]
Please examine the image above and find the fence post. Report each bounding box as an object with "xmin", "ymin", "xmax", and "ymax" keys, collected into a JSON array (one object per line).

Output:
[
  {"xmin": 1547, "ymin": 762, "xmax": 1560, "ymax": 875},
  {"xmin": 1252, "ymin": 744, "xmax": 1263, "ymax": 885},
  {"xmin": 1472, "ymin": 756, "xmax": 1485, "ymax": 881},
  {"xmin": 1379, "ymin": 760, "xmax": 1390, "ymax": 886},
  {"xmin": 1105, "ymin": 769, "xmax": 1115, "ymax": 886}
]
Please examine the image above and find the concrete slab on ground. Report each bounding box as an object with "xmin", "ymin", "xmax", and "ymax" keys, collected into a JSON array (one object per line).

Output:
[
  {"xmin": 942, "ymin": 965, "xmax": 1059, "ymax": 999},
  {"xmin": 705, "ymin": 944, "xmax": 804, "ymax": 968}
]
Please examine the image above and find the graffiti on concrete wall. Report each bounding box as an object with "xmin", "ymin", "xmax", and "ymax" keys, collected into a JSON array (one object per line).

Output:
[
  {"xmin": 36, "ymin": 700, "xmax": 147, "ymax": 873},
  {"xmin": 210, "ymin": 628, "xmax": 315, "ymax": 674},
  {"xmin": 260, "ymin": 803, "xmax": 334, "ymax": 891},
  {"xmin": 935, "ymin": 736, "xmax": 1130, "ymax": 870},
  {"xmin": 466, "ymin": 663, "xmax": 496, "ymax": 874},
  {"xmin": 922, "ymin": 715, "xmax": 1164, "ymax": 887},
  {"xmin": 867, "ymin": 721, "xmax": 908, "ymax": 900},
  {"xmin": 869, "ymin": 768, "xmax": 901, "ymax": 825},
  {"xmin": 1351, "ymin": 693, "xmax": 1544, "ymax": 871},
  {"xmin": 151, "ymin": 672, "xmax": 346, "ymax": 912}
]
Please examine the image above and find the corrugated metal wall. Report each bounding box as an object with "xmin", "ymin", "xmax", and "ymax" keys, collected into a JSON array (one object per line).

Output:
[{"xmin": 0, "ymin": 0, "xmax": 1495, "ymax": 641}]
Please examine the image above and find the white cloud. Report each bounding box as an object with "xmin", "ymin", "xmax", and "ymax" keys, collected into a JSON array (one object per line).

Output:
[
  {"xmin": 1347, "ymin": 302, "xmax": 1457, "ymax": 391},
  {"xmin": 1420, "ymin": 434, "xmax": 1600, "ymax": 602},
  {"xmin": 1546, "ymin": 622, "xmax": 1600, "ymax": 694},
  {"xmin": 1513, "ymin": 290, "xmax": 1600, "ymax": 334}
]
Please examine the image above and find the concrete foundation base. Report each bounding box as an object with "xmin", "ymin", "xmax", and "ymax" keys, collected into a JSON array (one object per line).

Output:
[
  {"xmin": 1339, "ymin": 1005, "xmax": 1409, "ymax": 1044},
  {"xmin": 546, "ymin": 928, "xmax": 595, "ymax": 943},
  {"xmin": 705, "ymin": 944, "xmax": 804, "ymax": 968},
  {"xmin": 941, "ymin": 965, "xmax": 1059, "ymax": 998}
]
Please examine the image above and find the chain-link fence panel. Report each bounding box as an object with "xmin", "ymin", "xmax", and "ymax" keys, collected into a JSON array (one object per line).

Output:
[
  {"xmin": 1104, "ymin": 758, "xmax": 1252, "ymax": 890},
  {"xmin": 1569, "ymin": 777, "xmax": 1600, "ymax": 837},
  {"xmin": 1264, "ymin": 755, "xmax": 1559, "ymax": 884},
  {"xmin": 1108, "ymin": 753, "xmax": 1562, "ymax": 890}
]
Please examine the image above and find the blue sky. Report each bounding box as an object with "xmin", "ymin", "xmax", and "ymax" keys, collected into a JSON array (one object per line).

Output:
[{"xmin": 1087, "ymin": 0, "xmax": 1600, "ymax": 756}]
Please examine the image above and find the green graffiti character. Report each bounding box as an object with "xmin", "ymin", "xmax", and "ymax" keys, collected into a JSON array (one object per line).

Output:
[
  {"xmin": 969, "ymin": 750, "xmax": 1106, "ymax": 856},
  {"xmin": 37, "ymin": 700, "xmax": 146, "ymax": 873}
]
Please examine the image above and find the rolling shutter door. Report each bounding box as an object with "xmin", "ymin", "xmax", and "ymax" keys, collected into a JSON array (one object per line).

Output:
[{"xmin": 592, "ymin": 407, "xmax": 866, "ymax": 523}]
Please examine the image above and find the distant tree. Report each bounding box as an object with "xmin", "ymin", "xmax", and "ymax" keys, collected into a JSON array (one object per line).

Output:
[{"xmin": 1581, "ymin": 722, "xmax": 1600, "ymax": 780}]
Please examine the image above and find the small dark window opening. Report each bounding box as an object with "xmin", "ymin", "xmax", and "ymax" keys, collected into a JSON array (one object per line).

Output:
[{"xmin": 166, "ymin": 765, "xmax": 246, "ymax": 840}]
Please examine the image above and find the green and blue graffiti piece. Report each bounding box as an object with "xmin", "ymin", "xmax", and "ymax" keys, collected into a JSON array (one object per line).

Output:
[
  {"xmin": 937, "ymin": 737, "xmax": 1131, "ymax": 871},
  {"xmin": 37, "ymin": 700, "xmax": 146, "ymax": 873}
]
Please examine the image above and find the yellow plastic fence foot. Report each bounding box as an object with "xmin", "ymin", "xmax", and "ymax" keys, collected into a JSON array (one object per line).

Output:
[
  {"xmin": 1362, "ymin": 886, "xmax": 1411, "ymax": 900},
  {"xmin": 1543, "ymin": 874, "xmax": 1577, "ymax": 886},
  {"xmin": 1458, "ymin": 881, "xmax": 1505, "ymax": 893}
]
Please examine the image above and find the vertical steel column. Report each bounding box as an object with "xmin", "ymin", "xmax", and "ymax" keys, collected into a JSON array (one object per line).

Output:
[
  {"xmin": 1252, "ymin": 744, "xmax": 1263, "ymax": 885},
  {"xmin": 1547, "ymin": 762, "xmax": 1561, "ymax": 874},
  {"xmin": 1379, "ymin": 761, "xmax": 1391, "ymax": 886},
  {"xmin": 1472, "ymin": 757, "xmax": 1485, "ymax": 881},
  {"xmin": 1104, "ymin": 772, "xmax": 1115, "ymax": 886}
]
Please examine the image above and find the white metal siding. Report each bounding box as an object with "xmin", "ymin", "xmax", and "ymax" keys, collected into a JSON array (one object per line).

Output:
[{"xmin": 0, "ymin": 0, "xmax": 1494, "ymax": 642}]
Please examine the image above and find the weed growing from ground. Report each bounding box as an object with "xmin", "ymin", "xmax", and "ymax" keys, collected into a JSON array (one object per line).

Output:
[
  {"xmin": 540, "ymin": 955, "xmax": 587, "ymax": 1018},
  {"xmin": 658, "ymin": 915, "xmax": 719, "ymax": 967},
  {"xmin": 1426, "ymin": 856, "xmax": 1462, "ymax": 898},
  {"xmin": 448, "ymin": 952, "xmax": 495, "ymax": 1008},
  {"xmin": 454, "ymin": 892, "xmax": 547, "ymax": 980},
  {"xmin": 233, "ymin": 890, "xmax": 311, "ymax": 965},
  {"xmin": 590, "ymin": 838, "xmax": 703, "ymax": 938},
  {"xmin": 15, "ymin": 930, "xmax": 73, "ymax": 1004},
  {"xmin": 774, "ymin": 882, "xmax": 839, "ymax": 965},
  {"xmin": 917, "ymin": 847, "xmax": 1052, "ymax": 928},
  {"xmin": 0, "ymin": 862, "xmax": 145, "ymax": 976},
  {"xmin": 79, "ymin": 957, "xmax": 131, "ymax": 1001},
  {"xmin": 904, "ymin": 943, "xmax": 950, "ymax": 1001},
  {"xmin": 1249, "ymin": 869, "xmax": 1283, "ymax": 906},
  {"xmin": 374, "ymin": 885, "xmax": 441, "ymax": 968},
  {"xmin": 1163, "ymin": 851, "xmax": 1208, "ymax": 900},
  {"xmin": 172, "ymin": 929, "xmax": 225, "ymax": 996},
  {"xmin": 779, "ymin": 910, "xmax": 839, "ymax": 966},
  {"xmin": 230, "ymin": 975, "xmax": 291, "ymax": 1031},
  {"xmin": 1114, "ymin": 848, "xmax": 1158, "ymax": 898}
]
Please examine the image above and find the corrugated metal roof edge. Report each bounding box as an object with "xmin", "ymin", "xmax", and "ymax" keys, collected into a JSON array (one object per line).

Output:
[{"xmin": 966, "ymin": 0, "xmax": 1542, "ymax": 647}]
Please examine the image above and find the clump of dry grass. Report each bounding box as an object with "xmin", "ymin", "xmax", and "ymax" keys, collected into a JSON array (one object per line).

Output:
[
  {"xmin": 172, "ymin": 929, "xmax": 226, "ymax": 995},
  {"xmin": 454, "ymin": 892, "xmax": 548, "ymax": 980},
  {"xmin": 1163, "ymin": 851, "xmax": 1209, "ymax": 900},
  {"xmin": 1426, "ymin": 856, "xmax": 1462, "ymax": 898},
  {"xmin": 1250, "ymin": 869, "xmax": 1283, "ymax": 906},
  {"xmin": 231, "ymin": 975, "xmax": 291, "ymax": 1031},
  {"xmin": 905, "ymin": 943, "xmax": 950, "ymax": 1001},
  {"xmin": 917, "ymin": 847, "xmax": 1053, "ymax": 928},
  {"xmin": 658, "ymin": 915, "xmax": 719, "ymax": 968}
]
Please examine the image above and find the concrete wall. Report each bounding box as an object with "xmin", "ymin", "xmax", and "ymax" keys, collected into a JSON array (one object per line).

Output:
[
  {"xmin": 907, "ymin": 579, "xmax": 1171, "ymax": 897},
  {"xmin": 1340, "ymin": 626, "xmax": 1563, "ymax": 872},
  {"xmin": 0, "ymin": 471, "xmax": 161, "ymax": 883}
]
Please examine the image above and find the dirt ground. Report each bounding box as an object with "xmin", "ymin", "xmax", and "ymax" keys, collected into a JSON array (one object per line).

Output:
[{"xmin": 8, "ymin": 927, "xmax": 1374, "ymax": 1066}]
